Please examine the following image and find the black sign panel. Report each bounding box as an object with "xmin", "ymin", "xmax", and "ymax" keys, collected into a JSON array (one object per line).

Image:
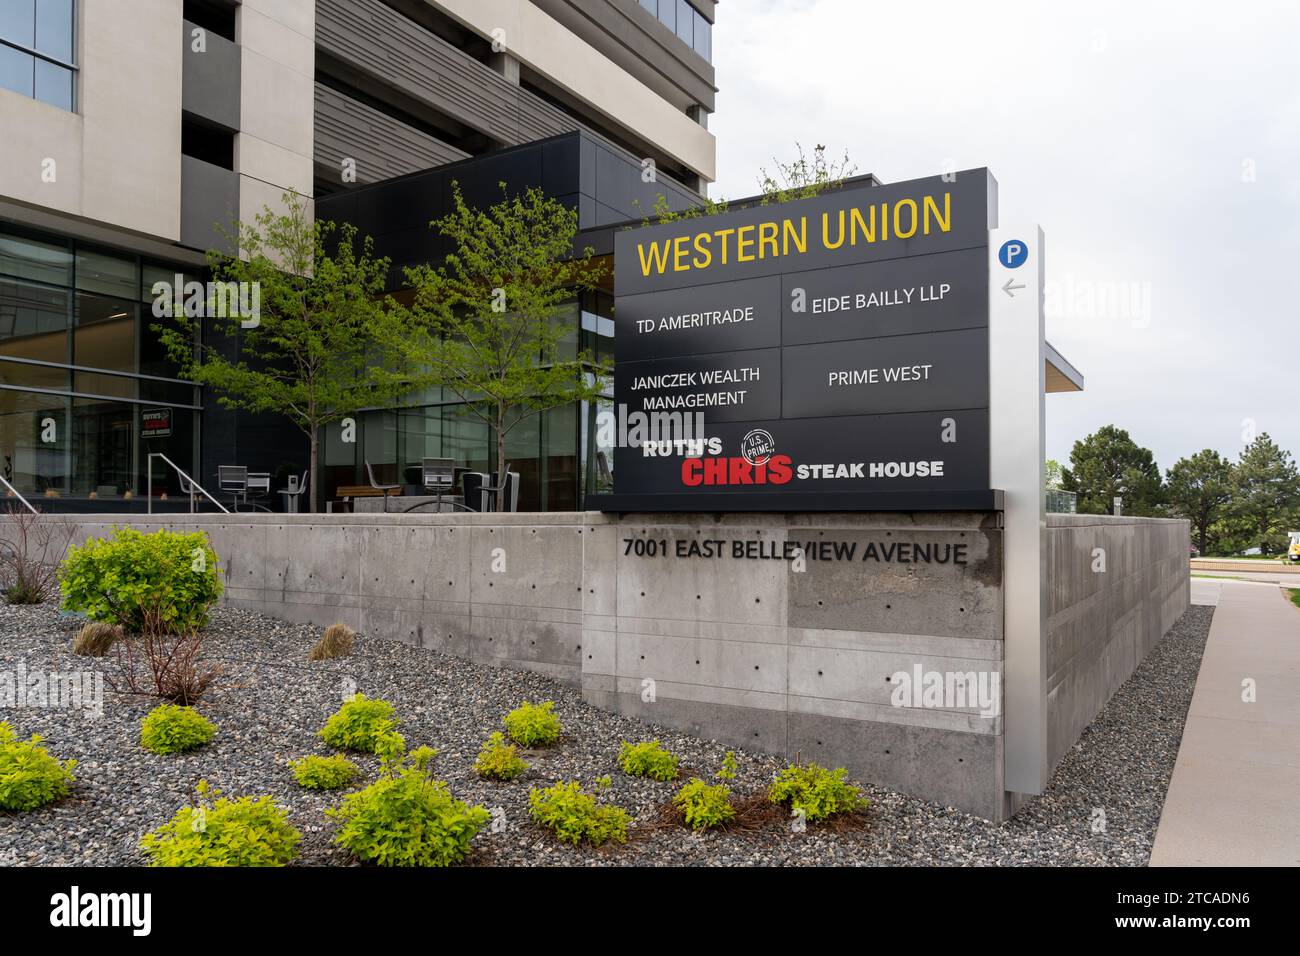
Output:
[
  {"xmin": 782, "ymin": 328, "xmax": 988, "ymax": 419},
  {"xmin": 615, "ymin": 276, "xmax": 781, "ymax": 361},
  {"xmin": 596, "ymin": 169, "xmax": 997, "ymax": 512},
  {"xmin": 782, "ymin": 247, "xmax": 988, "ymax": 346},
  {"xmin": 618, "ymin": 348, "xmax": 782, "ymax": 423}
]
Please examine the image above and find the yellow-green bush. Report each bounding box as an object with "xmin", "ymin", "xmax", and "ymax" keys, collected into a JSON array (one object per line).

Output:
[
  {"xmin": 140, "ymin": 703, "xmax": 216, "ymax": 755},
  {"xmin": 328, "ymin": 745, "xmax": 489, "ymax": 867},
  {"xmin": 503, "ymin": 700, "xmax": 561, "ymax": 747},
  {"xmin": 672, "ymin": 778, "xmax": 735, "ymax": 830},
  {"xmin": 59, "ymin": 527, "xmax": 222, "ymax": 634},
  {"xmin": 473, "ymin": 731, "xmax": 529, "ymax": 781},
  {"xmin": 768, "ymin": 762, "xmax": 867, "ymax": 822},
  {"xmin": 528, "ymin": 779, "xmax": 629, "ymax": 846},
  {"xmin": 290, "ymin": 754, "xmax": 359, "ymax": 790},
  {"xmin": 0, "ymin": 721, "xmax": 77, "ymax": 811},
  {"xmin": 318, "ymin": 693, "xmax": 402, "ymax": 754},
  {"xmin": 139, "ymin": 781, "xmax": 299, "ymax": 866},
  {"xmin": 618, "ymin": 739, "xmax": 679, "ymax": 781}
]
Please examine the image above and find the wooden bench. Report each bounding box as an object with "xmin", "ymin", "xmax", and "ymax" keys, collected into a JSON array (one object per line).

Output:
[{"xmin": 334, "ymin": 485, "xmax": 402, "ymax": 511}]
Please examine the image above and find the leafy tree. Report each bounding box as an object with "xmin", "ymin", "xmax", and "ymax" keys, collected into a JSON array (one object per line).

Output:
[
  {"xmin": 155, "ymin": 193, "xmax": 410, "ymax": 512},
  {"xmin": 383, "ymin": 182, "xmax": 608, "ymax": 481},
  {"xmin": 1230, "ymin": 434, "xmax": 1300, "ymax": 553},
  {"xmin": 1165, "ymin": 449, "xmax": 1235, "ymax": 554},
  {"xmin": 1063, "ymin": 425, "xmax": 1163, "ymax": 516}
]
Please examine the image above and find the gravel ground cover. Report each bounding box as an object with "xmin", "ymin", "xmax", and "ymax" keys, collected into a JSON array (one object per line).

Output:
[{"xmin": 0, "ymin": 601, "xmax": 1213, "ymax": 867}]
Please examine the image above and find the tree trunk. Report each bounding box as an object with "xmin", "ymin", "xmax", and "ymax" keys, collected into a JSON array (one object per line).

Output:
[
  {"xmin": 307, "ymin": 428, "xmax": 318, "ymax": 514},
  {"xmin": 496, "ymin": 403, "xmax": 507, "ymax": 496}
]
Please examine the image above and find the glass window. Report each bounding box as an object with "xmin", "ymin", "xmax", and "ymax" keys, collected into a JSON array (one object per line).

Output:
[
  {"xmin": 0, "ymin": 3, "xmax": 36, "ymax": 49},
  {"xmin": 35, "ymin": 0, "xmax": 73, "ymax": 62},
  {"xmin": 34, "ymin": 58, "xmax": 71, "ymax": 109},
  {"xmin": 657, "ymin": 0, "xmax": 675, "ymax": 33},
  {"xmin": 0, "ymin": 44, "xmax": 33, "ymax": 98},
  {"xmin": 639, "ymin": 0, "xmax": 656, "ymax": 15},
  {"xmin": 0, "ymin": 388, "xmax": 69, "ymax": 495},
  {"xmin": 676, "ymin": 1, "xmax": 693, "ymax": 44},
  {"xmin": 0, "ymin": 231, "xmax": 73, "ymax": 287},
  {"xmin": 71, "ymin": 397, "xmax": 134, "ymax": 497},
  {"xmin": 0, "ymin": 277, "xmax": 70, "ymax": 364},
  {"xmin": 74, "ymin": 370, "xmax": 138, "ymax": 401},
  {"xmin": 0, "ymin": 358, "xmax": 68, "ymax": 391},
  {"xmin": 76, "ymin": 248, "xmax": 137, "ymax": 298},
  {"xmin": 74, "ymin": 293, "xmax": 136, "ymax": 373},
  {"xmin": 693, "ymin": 11, "xmax": 711, "ymax": 60}
]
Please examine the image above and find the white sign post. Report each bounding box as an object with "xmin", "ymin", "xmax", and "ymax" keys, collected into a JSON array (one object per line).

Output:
[{"xmin": 989, "ymin": 225, "xmax": 1048, "ymax": 795}]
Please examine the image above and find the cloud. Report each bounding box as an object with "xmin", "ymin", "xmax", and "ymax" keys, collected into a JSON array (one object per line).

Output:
[{"xmin": 710, "ymin": 0, "xmax": 1300, "ymax": 471}]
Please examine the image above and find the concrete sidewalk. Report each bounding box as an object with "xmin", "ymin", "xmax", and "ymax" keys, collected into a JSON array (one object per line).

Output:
[{"xmin": 1151, "ymin": 580, "xmax": 1300, "ymax": 866}]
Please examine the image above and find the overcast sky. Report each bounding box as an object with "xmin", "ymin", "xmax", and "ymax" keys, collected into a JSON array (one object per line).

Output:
[{"xmin": 708, "ymin": 0, "xmax": 1299, "ymax": 472}]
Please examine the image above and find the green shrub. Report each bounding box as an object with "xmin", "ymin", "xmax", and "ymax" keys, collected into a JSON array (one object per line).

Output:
[
  {"xmin": 0, "ymin": 721, "xmax": 77, "ymax": 811},
  {"xmin": 503, "ymin": 700, "xmax": 562, "ymax": 747},
  {"xmin": 528, "ymin": 779, "xmax": 629, "ymax": 846},
  {"xmin": 673, "ymin": 778, "xmax": 735, "ymax": 830},
  {"xmin": 290, "ymin": 754, "xmax": 359, "ymax": 790},
  {"xmin": 139, "ymin": 780, "xmax": 300, "ymax": 867},
  {"xmin": 618, "ymin": 739, "xmax": 679, "ymax": 781},
  {"xmin": 329, "ymin": 745, "xmax": 489, "ymax": 867},
  {"xmin": 140, "ymin": 703, "xmax": 216, "ymax": 755},
  {"xmin": 718, "ymin": 750, "xmax": 738, "ymax": 781},
  {"xmin": 768, "ymin": 762, "xmax": 867, "ymax": 822},
  {"xmin": 318, "ymin": 693, "xmax": 402, "ymax": 754},
  {"xmin": 474, "ymin": 731, "xmax": 529, "ymax": 781},
  {"xmin": 58, "ymin": 527, "xmax": 222, "ymax": 634}
]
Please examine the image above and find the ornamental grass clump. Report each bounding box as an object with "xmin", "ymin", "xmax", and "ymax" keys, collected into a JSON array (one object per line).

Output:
[
  {"xmin": 318, "ymin": 693, "xmax": 402, "ymax": 754},
  {"xmin": 308, "ymin": 622, "xmax": 355, "ymax": 661},
  {"xmin": 290, "ymin": 754, "xmax": 360, "ymax": 790},
  {"xmin": 329, "ymin": 745, "xmax": 489, "ymax": 867},
  {"xmin": 618, "ymin": 739, "xmax": 679, "ymax": 781},
  {"xmin": 503, "ymin": 700, "xmax": 561, "ymax": 747},
  {"xmin": 473, "ymin": 731, "xmax": 529, "ymax": 781},
  {"xmin": 139, "ymin": 780, "xmax": 300, "ymax": 867},
  {"xmin": 140, "ymin": 703, "xmax": 216, "ymax": 756},
  {"xmin": 71, "ymin": 621, "xmax": 122, "ymax": 657},
  {"xmin": 0, "ymin": 721, "xmax": 77, "ymax": 811},
  {"xmin": 768, "ymin": 762, "xmax": 867, "ymax": 822},
  {"xmin": 528, "ymin": 777, "xmax": 629, "ymax": 847}
]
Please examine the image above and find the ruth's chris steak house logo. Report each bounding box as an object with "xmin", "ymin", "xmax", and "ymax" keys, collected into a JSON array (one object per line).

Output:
[{"xmin": 680, "ymin": 430, "xmax": 947, "ymax": 487}]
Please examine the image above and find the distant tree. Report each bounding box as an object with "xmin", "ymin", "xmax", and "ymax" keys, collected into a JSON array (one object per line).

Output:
[
  {"xmin": 1044, "ymin": 458, "xmax": 1065, "ymax": 491},
  {"xmin": 1064, "ymin": 425, "xmax": 1163, "ymax": 516},
  {"xmin": 381, "ymin": 182, "xmax": 609, "ymax": 480},
  {"xmin": 1230, "ymin": 434, "xmax": 1300, "ymax": 553},
  {"xmin": 1165, "ymin": 449, "xmax": 1235, "ymax": 554},
  {"xmin": 155, "ymin": 192, "xmax": 410, "ymax": 511}
]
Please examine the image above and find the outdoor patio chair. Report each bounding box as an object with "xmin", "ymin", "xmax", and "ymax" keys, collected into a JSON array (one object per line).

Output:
[
  {"xmin": 217, "ymin": 465, "xmax": 248, "ymax": 511},
  {"xmin": 364, "ymin": 460, "xmax": 402, "ymax": 513}
]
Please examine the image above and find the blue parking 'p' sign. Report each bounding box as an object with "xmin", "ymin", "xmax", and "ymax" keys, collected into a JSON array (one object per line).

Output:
[{"xmin": 998, "ymin": 239, "xmax": 1029, "ymax": 268}]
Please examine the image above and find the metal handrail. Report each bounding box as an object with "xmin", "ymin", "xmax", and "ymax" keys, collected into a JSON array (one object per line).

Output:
[
  {"xmin": 0, "ymin": 475, "xmax": 39, "ymax": 515},
  {"xmin": 147, "ymin": 453, "xmax": 230, "ymax": 514}
]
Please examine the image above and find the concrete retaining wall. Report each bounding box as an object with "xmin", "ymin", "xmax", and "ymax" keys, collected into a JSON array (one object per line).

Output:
[
  {"xmin": 15, "ymin": 509, "xmax": 1187, "ymax": 820},
  {"xmin": 1044, "ymin": 514, "xmax": 1190, "ymax": 772}
]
